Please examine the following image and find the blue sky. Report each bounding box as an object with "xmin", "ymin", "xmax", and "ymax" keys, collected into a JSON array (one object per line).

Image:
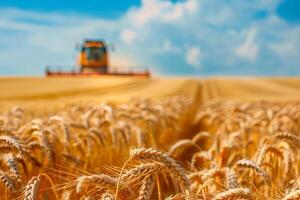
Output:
[
  {"xmin": 0, "ymin": 0, "xmax": 300, "ymax": 76},
  {"xmin": 0, "ymin": 0, "xmax": 141, "ymax": 19}
]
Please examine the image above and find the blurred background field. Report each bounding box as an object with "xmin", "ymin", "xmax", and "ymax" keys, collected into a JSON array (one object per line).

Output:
[{"xmin": 2, "ymin": 76, "xmax": 300, "ymax": 111}]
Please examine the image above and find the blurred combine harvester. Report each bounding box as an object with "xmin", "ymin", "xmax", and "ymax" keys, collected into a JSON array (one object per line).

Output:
[{"xmin": 46, "ymin": 39, "xmax": 150, "ymax": 77}]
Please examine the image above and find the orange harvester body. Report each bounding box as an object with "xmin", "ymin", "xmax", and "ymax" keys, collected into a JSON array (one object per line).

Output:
[{"xmin": 46, "ymin": 40, "xmax": 150, "ymax": 77}]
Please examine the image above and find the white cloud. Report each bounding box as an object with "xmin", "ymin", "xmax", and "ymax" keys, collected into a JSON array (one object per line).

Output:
[
  {"xmin": 235, "ymin": 28, "xmax": 259, "ymax": 61},
  {"xmin": 270, "ymin": 42, "xmax": 297, "ymax": 58},
  {"xmin": 152, "ymin": 39, "xmax": 180, "ymax": 54},
  {"xmin": 162, "ymin": 0, "xmax": 198, "ymax": 22},
  {"xmin": 162, "ymin": 4, "xmax": 184, "ymax": 22},
  {"xmin": 186, "ymin": 47, "xmax": 201, "ymax": 68},
  {"xmin": 162, "ymin": 40, "xmax": 180, "ymax": 53},
  {"xmin": 268, "ymin": 25, "xmax": 300, "ymax": 61},
  {"xmin": 127, "ymin": 0, "xmax": 199, "ymax": 26},
  {"xmin": 185, "ymin": 0, "xmax": 198, "ymax": 13},
  {"xmin": 129, "ymin": 0, "xmax": 165, "ymax": 26},
  {"xmin": 120, "ymin": 29, "xmax": 136, "ymax": 45}
]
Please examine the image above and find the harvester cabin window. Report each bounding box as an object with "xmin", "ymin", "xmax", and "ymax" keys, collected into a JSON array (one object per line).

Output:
[{"xmin": 84, "ymin": 47, "xmax": 106, "ymax": 61}]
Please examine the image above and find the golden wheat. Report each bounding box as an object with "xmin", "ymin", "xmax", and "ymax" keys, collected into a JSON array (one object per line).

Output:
[{"xmin": 0, "ymin": 97, "xmax": 299, "ymax": 199}]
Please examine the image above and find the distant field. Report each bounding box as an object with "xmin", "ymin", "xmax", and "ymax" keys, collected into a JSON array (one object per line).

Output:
[
  {"xmin": 0, "ymin": 77, "xmax": 198, "ymax": 111},
  {"xmin": 0, "ymin": 77, "xmax": 300, "ymax": 111}
]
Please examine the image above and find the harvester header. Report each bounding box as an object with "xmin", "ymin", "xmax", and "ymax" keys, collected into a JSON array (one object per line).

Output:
[{"xmin": 46, "ymin": 39, "xmax": 150, "ymax": 77}]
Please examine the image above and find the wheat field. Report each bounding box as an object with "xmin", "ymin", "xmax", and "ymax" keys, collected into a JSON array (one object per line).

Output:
[{"xmin": 1, "ymin": 77, "xmax": 300, "ymax": 199}]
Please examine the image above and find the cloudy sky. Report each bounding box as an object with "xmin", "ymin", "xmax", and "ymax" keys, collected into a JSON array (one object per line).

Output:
[{"xmin": 0, "ymin": 0, "xmax": 300, "ymax": 76}]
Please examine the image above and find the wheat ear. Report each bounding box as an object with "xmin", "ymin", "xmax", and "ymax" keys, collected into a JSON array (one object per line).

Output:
[
  {"xmin": 130, "ymin": 147, "xmax": 190, "ymax": 191},
  {"xmin": 138, "ymin": 175, "xmax": 155, "ymax": 200},
  {"xmin": 24, "ymin": 175, "xmax": 41, "ymax": 200},
  {"xmin": 213, "ymin": 188, "xmax": 252, "ymax": 200}
]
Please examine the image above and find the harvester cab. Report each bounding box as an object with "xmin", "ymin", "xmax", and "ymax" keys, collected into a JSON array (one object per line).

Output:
[
  {"xmin": 46, "ymin": 39, "xmax": 150, "ymax": 77},
  {"xmin": 78, "ymin": 40, "xmax": 109, "ymax": 73}
]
